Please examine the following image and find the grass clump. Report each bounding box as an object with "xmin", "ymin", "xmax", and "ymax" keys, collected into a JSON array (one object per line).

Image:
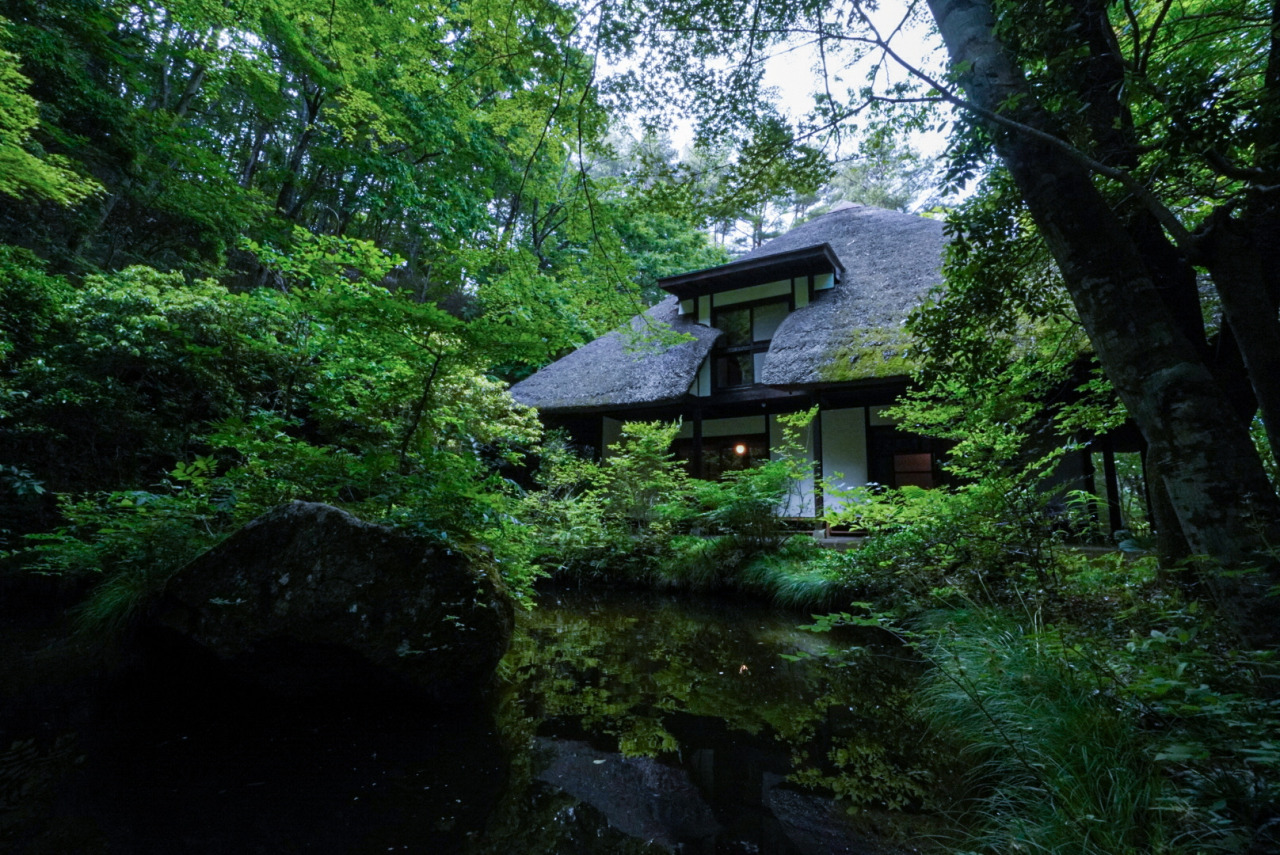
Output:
[
  {"xmin": 801, "ymin": 599, "xmax": 1280, "ymax": 855},
  {"xmin": 918, "ymin": 611, "xmax": 1180, "ymax": 854}
]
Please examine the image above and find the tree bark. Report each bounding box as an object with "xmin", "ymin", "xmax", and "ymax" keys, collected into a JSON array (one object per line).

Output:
[
  {"xmin": 926, "ymin": 0, "xmax": 1280, "ymax": 641},
  {"xmin": 1144, "ymin": 444, "xmax": 1193, "ymax": 570},
  {"xmin": 1201, "ymin": 205, "xmax": 1280, "ymax": 464}
]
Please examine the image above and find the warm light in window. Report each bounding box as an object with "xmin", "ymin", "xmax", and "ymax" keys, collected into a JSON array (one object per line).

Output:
[{"xmin": 734, "ymin": 443, "xmax": 747, "ymax": 455}]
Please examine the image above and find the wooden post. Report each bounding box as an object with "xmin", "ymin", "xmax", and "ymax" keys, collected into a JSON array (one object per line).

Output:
[
  {"xmin": 692, "ymin": 406, "xmax": 704, "ymax": 480},
  {"xmin": 1102, "ymin": 437, "xmax": 1123, "ymax": 535}
]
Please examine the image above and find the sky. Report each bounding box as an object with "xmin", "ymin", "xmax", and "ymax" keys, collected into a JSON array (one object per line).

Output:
[
  {"xmin": 756, "ymin": 10, "xmax": 951, "ymax": 160},
  {"xmin": 607, "ymin": 3, "xmax": 951, "ymax": 161},
  {"xmin": 593, "ymin": 3, "xmax": 962, "ymax": 219}
]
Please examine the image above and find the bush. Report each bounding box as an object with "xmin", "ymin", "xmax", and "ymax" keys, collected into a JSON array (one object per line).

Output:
[
  {"xmin": 816, "ymin": 464, "xmax": 1101, "ymax": 614},
  {"xmin": 516, "ymin": 416, "xmax": 812, "ymax": 588},
  {"xmin": 10, "ymin": 249, "xmax": 548, "ymax": 631}
]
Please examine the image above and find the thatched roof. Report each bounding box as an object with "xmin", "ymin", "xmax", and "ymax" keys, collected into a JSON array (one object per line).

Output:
[
  {"xmin": 756, "ymin": 204, "xmax": 945, "ymax": 384},
  {"xmin": 509, "ymin": 203, "xmax": 946, "ymax": 412},
  {"xmin": 507, "ymin": 297, "xmax": 722, "ymax": 412}
]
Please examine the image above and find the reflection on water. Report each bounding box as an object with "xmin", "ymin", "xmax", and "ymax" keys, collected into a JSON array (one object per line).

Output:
[
  {"xmin": 482, "ymin": 588, "xmax": 938, "ymax": 854},
  {"xmin": 31, "ymin": 588, "xmax": 940, "ymax": 854}
]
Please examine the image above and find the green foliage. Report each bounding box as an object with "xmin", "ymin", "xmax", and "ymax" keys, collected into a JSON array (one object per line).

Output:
[
  {"xmin": 605, "ymin": 176, "xmax": 732, "ymax": 302},
  {"xmin": 815, "ymin": 130, "xmax": 939, "ymax": 214},
  {"xmin": 915, "ymin": 611, "xmax": 1184, "ymax": 854},
  {"xmin": 516, "ymin": 421, "xmax": 691, "ymax": 579},
  {"xmin": 517, "ymin": 414, "xmax": 812, "ymax": 588},
  {"xmin": 789, "ymin": 546, "xmax": 1280, "ymax": 852},
  {"xmin": 0, "ymin": 245, "xmax": 70, "ymax": 368},
  {"xmin": 4, "ymin": 266, "xmax": 278, "ymax": 489},
  {"xmin": 597, "ymin": 420, "xmax": 690, "ymax": 532},
  {"xmin": 818, "ymin": 470, "xmax": 1100, "ymax": 615},
  {"xmin": 27, "ymin": 458, "xmax": 236, "ymax": 634},
  {"xmin": 5, "ymin": 239, "xmax": 550, "ymax": 629},
  {"xmin": 734, "ymin": 538, "xmax": 858, "ymax": 609},
  {"xmin": 0, "ymin": 0, "xmax": 650, "ymax": 354},
  {"xmin": 901, "ymin": 607, "xmax": 1280, "ymax": 855},
  {"xmin": 0, "ymin": 17, "xmax": 97, "ymax": 205}
]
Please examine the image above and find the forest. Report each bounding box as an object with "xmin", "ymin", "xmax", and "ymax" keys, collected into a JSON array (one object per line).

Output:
[{"xmin": 2, "ymin": 0, "xmax": 1279, "ymax": 852}]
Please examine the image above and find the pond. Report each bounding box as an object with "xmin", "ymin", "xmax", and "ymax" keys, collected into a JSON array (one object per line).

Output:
[{"xmin": 20, "ymin": 588, "xmax": 946, "ymax": 853}]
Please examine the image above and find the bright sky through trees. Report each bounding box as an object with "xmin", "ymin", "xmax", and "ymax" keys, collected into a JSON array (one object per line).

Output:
[{"xmin": 600, "ymin": 3, "xmax": 951, "ymax": 162}]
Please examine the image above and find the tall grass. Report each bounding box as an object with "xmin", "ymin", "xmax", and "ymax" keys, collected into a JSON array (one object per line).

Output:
[
  {"xmin": 738, "ymin": 546, "xmax": 858, "ymax": 609},
  {"xmin": 917, "ymin": 611, "xmax": 1188, "ymax": 854}
]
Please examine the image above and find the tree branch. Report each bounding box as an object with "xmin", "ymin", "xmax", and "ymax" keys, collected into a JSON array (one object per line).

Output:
[{"xmin": 855, "ymin": 9, "xmax": 1199, "ymax": 255}]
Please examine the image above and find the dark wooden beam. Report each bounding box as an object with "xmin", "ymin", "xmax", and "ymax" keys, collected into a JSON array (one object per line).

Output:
[{"xmin": 658, "ymin": 244, "xmax": 845, "ymax": 300}]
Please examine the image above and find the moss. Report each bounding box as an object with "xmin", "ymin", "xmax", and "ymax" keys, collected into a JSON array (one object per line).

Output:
[{"xmin": 819, "ymin": 326, "xmax": 919, "ymax": 382}]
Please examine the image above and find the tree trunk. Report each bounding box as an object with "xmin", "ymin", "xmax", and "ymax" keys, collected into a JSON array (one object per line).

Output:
[
  {"xmin": 1144, "ymin": 444, "xmax": 1193, "ymax": 570},
  {"xmin": 1201, "ymin": 205, "xmax": 1280, "ymax": 465},
  {"xmin": 927, "ymin": 0, "xmax": 1280, "ymax": 641}
]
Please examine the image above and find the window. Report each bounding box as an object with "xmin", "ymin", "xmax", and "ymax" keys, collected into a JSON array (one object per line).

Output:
[
  {"xmin": 674, "ymin": 434, "xmax": 769, "ymax": 480},
  {"xmin": 711, "ymin": 299, "xmax": 788, "ymax": 390},
  {"xmin": 893, "ymin": 453, "xmax": 934, "ymax": 489},
  {"xmin": 868, "ymin": 426, "xmax": 939, "ymax": 489}
]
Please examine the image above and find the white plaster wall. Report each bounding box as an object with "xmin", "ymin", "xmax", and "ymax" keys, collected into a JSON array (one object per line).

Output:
[
  {"xmin": 770, "ymin": 413, "xmax": 815, "ymax": 517},
  {"xmin": 820, "ymin": 407, "xmax": 867, "ymax": 513},
  {"xmin": 675, "ymin": 415, "xmax": 768, "ymax": 440},
  {"xmin": 691, "ymin": 359, "xmax": 711, "ymax": 397},
  {"xmin": 713, "ymin": 279, "xmax": 791, "ymax": 308}
]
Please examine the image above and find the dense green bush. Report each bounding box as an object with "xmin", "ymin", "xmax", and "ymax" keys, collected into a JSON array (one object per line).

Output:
[
  {"xmin": 6, "ymin": 241, "xmax": 546, "ymax": 630},
  {"xmin": 811, "ymin": 473, "xmax": 1093, "ymax": 614},
  {"xmin": 516, "ymin": 416, "xmax": 812, "ymax": 587}
]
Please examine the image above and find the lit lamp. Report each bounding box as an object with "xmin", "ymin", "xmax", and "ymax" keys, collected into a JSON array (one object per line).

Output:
[{"xmin": 733, "ymin": 443, "xmax": 747, "ymax": 456}]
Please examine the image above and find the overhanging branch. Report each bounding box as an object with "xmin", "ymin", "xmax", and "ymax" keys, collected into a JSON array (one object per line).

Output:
[{"xmin": 854, "ymin": 9, "xmax": 1200, "ymax": 256}]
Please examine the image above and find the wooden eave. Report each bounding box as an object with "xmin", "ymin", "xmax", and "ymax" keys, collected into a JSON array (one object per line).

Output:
[{"xmin": 658, "ymin": 243, "xmax": 845, "ymax": 300}]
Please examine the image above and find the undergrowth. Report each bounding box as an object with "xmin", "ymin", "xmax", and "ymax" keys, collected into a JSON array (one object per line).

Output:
[{"xmin": 918, "ymin": 610, "xmax": 1183, "ymax": 854}]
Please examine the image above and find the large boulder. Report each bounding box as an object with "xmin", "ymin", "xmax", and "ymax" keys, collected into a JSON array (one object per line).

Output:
[{"xmin": 144, "ymin": 501, "xmax": 514, "ymax": 702}]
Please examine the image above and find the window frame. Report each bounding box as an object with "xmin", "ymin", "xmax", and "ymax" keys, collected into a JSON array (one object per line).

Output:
[{"xmin": 709, "ymin": 295, "xmax": 792, "ymax": 391}]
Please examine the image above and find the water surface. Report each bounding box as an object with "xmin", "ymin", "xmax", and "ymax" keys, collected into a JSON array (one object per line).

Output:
[{"xmin": 32, "ymin": 587, "xmax": 939, "ymax": 853}]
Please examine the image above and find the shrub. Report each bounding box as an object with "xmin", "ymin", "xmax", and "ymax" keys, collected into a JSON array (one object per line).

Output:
[{"xmin": 517, "ymin": 414, "xmax": 813, "ymax": 588}]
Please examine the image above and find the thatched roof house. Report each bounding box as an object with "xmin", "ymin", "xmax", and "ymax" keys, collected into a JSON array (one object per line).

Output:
[
  {"xmin": 511, "ymin": 203, "xmax": 945, "ymax": 414},
  {"xmin": 512, "ymin": 202, "xmax": 1129, "ymax": 527},
  {"xmin": 509, "ymin": 202, "xmax": 958, "ymax": 515}
]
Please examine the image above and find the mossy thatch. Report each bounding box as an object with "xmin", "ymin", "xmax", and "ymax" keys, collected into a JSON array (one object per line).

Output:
[{"xmin": 508, "ymin": 297, "xmax": 721, "ymax": 412}]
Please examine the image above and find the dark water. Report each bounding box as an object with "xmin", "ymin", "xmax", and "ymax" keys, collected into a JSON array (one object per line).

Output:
[{"xmin": 22, "ymin": 589, "xmax": 939, "ymax": 854}]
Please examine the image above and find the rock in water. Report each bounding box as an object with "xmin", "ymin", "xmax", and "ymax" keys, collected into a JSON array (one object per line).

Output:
[
  {"xmin": 144, "ymin": 501, "xmax": 514, "ymax": 702},
  {"xmin": 533, "ymin": 738, "xmax": 721, "ymax": 848}
]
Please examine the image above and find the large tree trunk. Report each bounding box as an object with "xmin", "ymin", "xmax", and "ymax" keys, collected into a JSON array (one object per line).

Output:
[
  {"xmin": 927, "ymin": 0, "xmax": 1280, "ymax": 642},
  {"xmin": 1207, "ymin": 0, "xmax": 1280, "ymax": 464},
  {"xmin": 1201, "ymin": 206, "xmax": 1280, "ymax": 465}
]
